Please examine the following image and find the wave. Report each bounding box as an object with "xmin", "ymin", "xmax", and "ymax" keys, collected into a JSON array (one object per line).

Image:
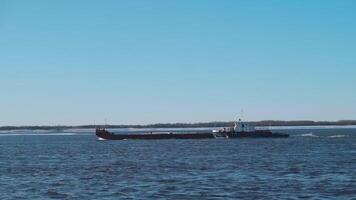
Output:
[
  {"xmin": 0, "ymin": 133, "xmax": 78, "ymax": 136},
  {"xmin": 295, "ymin": 133, "xmax": 349, "ymax": 138},
  {"xmin": 328, "ymin": 135, "xmax": 347, "ymax": 138},
  {"xmin": 267, "ymin": 125, "xmax": 356, "ymax": 130},
  {"xmin": 298, "ymin": 133, "xmax": 319, "ymax": 137}
]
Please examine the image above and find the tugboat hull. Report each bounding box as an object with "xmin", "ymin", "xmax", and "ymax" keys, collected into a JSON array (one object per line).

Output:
[{"xmin": 228, "ymin": 130, "xmax": 289, "ymax": 138}]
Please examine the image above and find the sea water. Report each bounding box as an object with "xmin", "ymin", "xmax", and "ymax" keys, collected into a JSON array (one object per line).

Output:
[{"xmin": 0, "ymin": 127, "xmax": 355, "ymax": 199}]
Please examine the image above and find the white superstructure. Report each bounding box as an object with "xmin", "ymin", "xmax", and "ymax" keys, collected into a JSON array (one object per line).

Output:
[{"xmin": 234, "ymin": 119, "xmax": 255, "ymax": 132}]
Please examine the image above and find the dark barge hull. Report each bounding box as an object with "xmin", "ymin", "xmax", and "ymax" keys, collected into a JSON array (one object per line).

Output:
[
  {"xmin": 96, "ymin": 129, "xmax": 288, "ymax": 140},
  {"xmin": 96, "ymin": 129, "xmax": 215, "ymax": 140}
]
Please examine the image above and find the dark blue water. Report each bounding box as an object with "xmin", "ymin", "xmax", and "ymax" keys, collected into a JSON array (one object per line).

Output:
[{"xmin": 1, "ymin": 128, "xmax": 356, "ymax": 199}]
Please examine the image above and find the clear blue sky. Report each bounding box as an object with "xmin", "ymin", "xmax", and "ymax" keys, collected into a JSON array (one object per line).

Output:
[{"xmin": 0, "ymin": 0, "xmax": 355, "ymax": 125}]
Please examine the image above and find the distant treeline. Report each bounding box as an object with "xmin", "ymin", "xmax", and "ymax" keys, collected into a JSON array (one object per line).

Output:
[{"xmin": 1, "ymin": 120, "xmax": 356, "ymax": 131}]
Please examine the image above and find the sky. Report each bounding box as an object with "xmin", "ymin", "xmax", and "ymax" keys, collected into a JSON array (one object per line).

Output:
[{"xmin": 0, "ymin": 0, "xmax": 355, "ymax": 126}]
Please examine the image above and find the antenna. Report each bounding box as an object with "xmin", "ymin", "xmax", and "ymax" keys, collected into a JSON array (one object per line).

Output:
[
  {"xmin": 104, "ymin": 118, "xmax": 107, "ymax": 129},
  {"xmin": 240, "ymin": 109, "xmax": 244, "ymax": 121}
]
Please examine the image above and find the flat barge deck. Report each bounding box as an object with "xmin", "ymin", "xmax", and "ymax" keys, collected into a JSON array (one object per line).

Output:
[
  {"xmin": 96, "ymin": 119, "xmax": 289, "ymax": 140},
  {"xmin": 96, "ymin": 129, "xmax": 216, "ymax": 140},
  {"xmin": 96, "ymin": 128, "xmax": 289, "ymax": 140}
]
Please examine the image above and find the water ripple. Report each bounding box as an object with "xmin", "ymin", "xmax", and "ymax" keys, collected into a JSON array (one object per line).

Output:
[{"xmin": 0, "ymin": 129, "xmax": 355, "ymax": 199}]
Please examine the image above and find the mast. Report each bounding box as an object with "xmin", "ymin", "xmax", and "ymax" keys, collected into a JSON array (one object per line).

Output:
[{"xmin": 240, "ymin": 109, "xmax": 244, "ymax": 121}]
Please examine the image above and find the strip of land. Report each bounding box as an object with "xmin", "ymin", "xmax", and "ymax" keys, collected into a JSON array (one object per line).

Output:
[{"xmin": 1, "ymin": 120, "xmax": 356, "ymax": 131}]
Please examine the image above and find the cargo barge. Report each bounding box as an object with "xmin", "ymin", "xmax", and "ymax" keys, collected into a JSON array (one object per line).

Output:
[{"xmin": 96, "ymin": 119, "xmax": 289, "ymax": 140}]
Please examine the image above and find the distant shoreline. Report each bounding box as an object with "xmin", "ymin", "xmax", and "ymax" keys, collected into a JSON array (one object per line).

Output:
[{"xmin": 1, "ymin": 120, "xmax": 356, "ymax": 131}]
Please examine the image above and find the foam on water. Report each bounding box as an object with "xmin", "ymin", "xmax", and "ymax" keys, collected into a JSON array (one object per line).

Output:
[
  {"xmin": 328, "ymin": 135, "xmax": 347, "ymax": 138},
  {"xmin": 298, "ymin": 133, "xmax": 319, "ymax": 137},
  {"xmin": 0, "ymin": 133, "xmax": 78, "ymax": 136},
  {"xmin": 267, "ymin": 125, "xmax": 356, "ymax": 130}
]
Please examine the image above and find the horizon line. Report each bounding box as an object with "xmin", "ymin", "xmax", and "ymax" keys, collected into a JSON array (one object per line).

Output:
[{"xmin": 1, "ymin": 119, "xmax": 356, "ymax": 128}]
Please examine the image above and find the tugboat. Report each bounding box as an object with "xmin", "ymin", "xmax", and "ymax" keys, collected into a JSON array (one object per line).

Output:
[
  {"xmin": 215, "ymin": 119, "xmax": 289, "ymax": 138},
  {"xmin": 96, "ymin": 118, "xmax": 288, "ymax": 140}
]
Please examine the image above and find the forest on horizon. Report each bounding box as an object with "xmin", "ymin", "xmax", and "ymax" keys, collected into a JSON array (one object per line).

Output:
[{"xmin": 1, "ymin": 120, "xmax": 356, "ymax": 131}]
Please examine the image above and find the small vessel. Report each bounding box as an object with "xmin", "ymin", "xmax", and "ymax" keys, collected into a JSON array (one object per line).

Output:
[
  {"xmin": 96, "ymin": 118, "xmax": 289, "ymax": 140},
  {"xmin": 218, "ymin": 119, "xmax": 289, "ymax": 138}
]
